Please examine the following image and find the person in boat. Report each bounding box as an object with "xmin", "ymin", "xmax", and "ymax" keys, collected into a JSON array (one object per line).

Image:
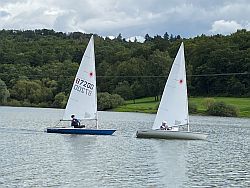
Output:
[
  {"xmin": 160, "ymin": 121, "xmax": 172, "ymax": 130},
  {"xmin": 71, "ymin": 115, "xmax": 85, "ymax": 128},
  {"xmin": 160, "ymin": 121, "xmax": 167, "ymax": 130}
]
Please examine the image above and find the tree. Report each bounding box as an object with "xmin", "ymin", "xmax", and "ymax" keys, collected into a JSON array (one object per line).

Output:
[
  {"xmin": 163, "ymin": 32, "xmax": 169, "ymax": 40},
  {"xmin": 131, "ymin": 81, "xmax": 145, "ymax": 103},
  {"xmin": 145, "ymin": 34, "xmax": 152, "ymax": 42},
  {"xmin": 152, "ymin": 34, "xmax": 169, "ymax": 51},
  {"xmin": 10, "ymin": 79, "xmax": 54, "ymax": 105},
  {"xmin": 53, "ymin": 92, "xmax": 67, "ymax": 108},
  {"xmin": 0, "ymin": 29, "xmax": 249, "ymax": 108},
  {"xmin": 97, "ymin": 92, "xmax": 124, "ymax": 110},
  {"xmin": 97, "ymin": 92, "xmax": 113, "ymax": 110},
  {"xmin": 144, "ymin": 50, "xmax": 172, "ymax": 100},
  {"xmin": 0, "ymin": 79, "xmax": 10, "ymax": 104},
  {"xmin": 116, "ymin": 33, "xmax": 123, "ymax": 41},
  {"xmin": 113, "ymin": 81, "xmax": 133, "ymax": 100}
]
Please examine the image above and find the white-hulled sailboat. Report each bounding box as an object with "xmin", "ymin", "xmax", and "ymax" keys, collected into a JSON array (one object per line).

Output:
[
  {"xmin": 136, "ymin": 42, "xmax": 207, "ymax": 140},
  {"xmin": 47, "ymin": 36, "xmax": 116, "ymax": 135}
]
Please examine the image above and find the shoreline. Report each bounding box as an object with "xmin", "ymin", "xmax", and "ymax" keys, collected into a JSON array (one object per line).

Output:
[
  {"xmin": 112, "ymin": 96, "xmax": 250, "ymax": 118},
  {"xmin": 1, "ymin": 96, "xmax": 250, "ymax": 118}
]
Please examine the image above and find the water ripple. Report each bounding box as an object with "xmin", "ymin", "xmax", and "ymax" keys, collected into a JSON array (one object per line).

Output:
[{"xmin": 0, "ymin": 107, "xmax": 250, "ymax": 187}]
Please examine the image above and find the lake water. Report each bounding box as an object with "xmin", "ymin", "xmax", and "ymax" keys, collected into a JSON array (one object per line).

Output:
[{"xmin": 0, "ymin": 106, "xmax": 250, "ymax": 187}]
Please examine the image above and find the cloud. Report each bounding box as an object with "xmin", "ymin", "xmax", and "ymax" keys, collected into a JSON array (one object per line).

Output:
[
  {"xmin": 0, "ymin": 10, "xmax": 10, "ymax": 17},
  {"xmin": 0, "ymin": 0, "xmax": 249, "ymax": 39},
  {"xmin": 210, "ymin": 20, "xmax": 243, "ymax": 34}
]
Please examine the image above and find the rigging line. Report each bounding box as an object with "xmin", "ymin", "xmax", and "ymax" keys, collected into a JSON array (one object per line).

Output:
[
  {"xmin": 0, "ymin": 72, "xmax": 249, "ymax": 78},
  {"xmin": 97, "ymin": 72, "xmax": 250, "ymax": 77},
  {"xmin": 188, "ymin": 72, "xmax": 249, "ymax": 77}
]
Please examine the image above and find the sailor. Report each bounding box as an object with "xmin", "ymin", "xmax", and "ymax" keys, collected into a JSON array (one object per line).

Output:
[
  {"xmin": 160, "ymin": 121, "xmax": 167, "ymax": 130},
  {"xmin": 71, "ymin": 115, "xmax": 84, "ymax": 128},
  {"xmin": 161, "ymin": 121, "xmax": 172, "ymax": 130}
]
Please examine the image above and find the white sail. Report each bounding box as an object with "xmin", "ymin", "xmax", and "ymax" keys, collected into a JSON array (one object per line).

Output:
[
  {"xmin": 63, "ymin": 36, "xmax": 97, "ymax": 121},
  {"xmin": 152, "ymin": 42, "xmax": 189, "ymax": 130}
]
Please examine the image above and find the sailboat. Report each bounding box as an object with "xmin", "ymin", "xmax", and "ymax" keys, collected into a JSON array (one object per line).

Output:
[
  {"xmin": 136, "ymin": 42, "xmax": 207, "ymax": 140},
  {"xmin": 47, "ymin": 36, "xmax": 116, "ymax": 135}
]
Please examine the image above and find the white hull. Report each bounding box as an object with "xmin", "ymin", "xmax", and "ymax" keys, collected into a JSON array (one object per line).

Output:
[{"xmin": 136, "ymin": 130, "xmax": 208, "ymax": 140}]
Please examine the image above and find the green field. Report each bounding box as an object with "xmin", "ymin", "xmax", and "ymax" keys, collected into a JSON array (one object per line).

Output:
[{"xmin": 113, "ymin": 97, "xmax": 250, "ymax": 118}]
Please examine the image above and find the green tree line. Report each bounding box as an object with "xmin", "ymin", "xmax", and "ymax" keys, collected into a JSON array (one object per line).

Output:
[{"xmin": 0, "ymin": 29, "xmax": 249, "ymax": 108}]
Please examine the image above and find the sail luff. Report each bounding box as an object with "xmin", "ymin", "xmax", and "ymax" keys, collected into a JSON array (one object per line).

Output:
[
  {"xmin": 92, "ymin": 38, "xmax": 98, "ymax": 129},
  {"xmin": 91, "ymin": 35, "xmax": 97, "ymax": 120}
]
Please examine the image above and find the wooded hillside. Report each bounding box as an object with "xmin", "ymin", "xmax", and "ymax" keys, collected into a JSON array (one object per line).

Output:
[{"xmin": 0, "ymin": 29, "xmax": 249, "ymax": 107}]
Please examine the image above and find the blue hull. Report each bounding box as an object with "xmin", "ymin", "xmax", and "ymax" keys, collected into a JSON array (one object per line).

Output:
[{"xmin": 47, "ymin": 127, "xmax": 116, "ymax": 135}]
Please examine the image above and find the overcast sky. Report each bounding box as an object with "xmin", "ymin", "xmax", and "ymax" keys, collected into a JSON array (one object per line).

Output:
[{"xmin": 0, "ymin": 0, "xmax": 249, "ymax": 40}]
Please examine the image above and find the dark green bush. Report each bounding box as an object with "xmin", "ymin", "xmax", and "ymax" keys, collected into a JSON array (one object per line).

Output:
[
  {"xmin": 7, "ymin": 99, "xmax": 22, "ymax": 107},
  {"xmin": 203, "ymin": 98, "xmax": 215, "ymax": 109},
  {"xmin": 206, "ymin": 101, "xmax": 239, "ymax": 117},
  {"xmin": 97, "ymin": 92, "xmax": 124, "ymax": 110},
  {"xmin": 111, "ymin": 94, "xmax": 125, "ymax": 108},
  {"xmin": 189, "ymin": 102, "xmax": 197, "ymax": 114},
  {"xmin": 53, "ymin": 92, "xmax": 67, "ymax": 108},
  {"xmin": 38, "ymin": 102, "xmax": 50, "ymax": 108}
]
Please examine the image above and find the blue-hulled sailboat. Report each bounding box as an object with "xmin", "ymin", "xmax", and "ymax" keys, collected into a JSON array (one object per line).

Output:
[{"xmin": 46, "ymin": 36, "xmax": 115, "ymax": 135}]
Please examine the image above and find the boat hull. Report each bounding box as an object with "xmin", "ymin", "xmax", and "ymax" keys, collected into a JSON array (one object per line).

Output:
[
  {"xmin": 136, "ymin": 130, "xmax": 207, "ymax": 140},
  {"xmin": 47, "ymin": 127, "xmax": 116, "ymax": 135}
]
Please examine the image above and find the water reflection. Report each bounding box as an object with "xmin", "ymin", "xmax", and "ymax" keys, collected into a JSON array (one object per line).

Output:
[{"xmin": 152, "ymin": 140, "xmax": 188, "ymax": 187}]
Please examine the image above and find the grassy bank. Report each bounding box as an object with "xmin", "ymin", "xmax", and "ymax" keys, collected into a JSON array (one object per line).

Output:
[{"xmin": 113, "ymin": 97, "xmax": 250, "ymax": 118}]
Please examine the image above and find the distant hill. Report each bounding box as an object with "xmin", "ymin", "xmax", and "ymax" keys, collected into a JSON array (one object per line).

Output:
[{"xmin": 0, "ymin": 29, "xmax": 249, "ymax": 107}]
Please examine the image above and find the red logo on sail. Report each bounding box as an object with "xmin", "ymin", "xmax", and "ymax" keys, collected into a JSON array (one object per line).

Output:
[
  {"xmin": 179, "ymin": 79, "xmax": 183, "ymax": 84},
  {"xmin": 89, "ymin": 72, "xmax": 93, "ymax": 77}
]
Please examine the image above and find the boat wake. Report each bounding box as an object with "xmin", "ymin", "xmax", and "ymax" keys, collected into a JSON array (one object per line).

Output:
[{"xmin": 0, "ymin": 127, "xmax": 44, "ymax": 134}]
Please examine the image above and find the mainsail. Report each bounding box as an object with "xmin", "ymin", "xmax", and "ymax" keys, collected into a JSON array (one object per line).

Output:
[
  {"xmin": 63, "ymin": 36, "xmax": 97, "ymax": 121},
  {"xmin": 152, "ymin": 43, "xmax": 189, "ymax": 130}
]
